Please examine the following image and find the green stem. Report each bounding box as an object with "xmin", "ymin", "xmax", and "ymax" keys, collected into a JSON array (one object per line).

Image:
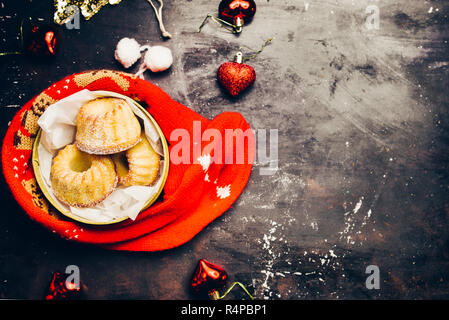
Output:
[
  {"xmin": 216, "ymin": 282, "xmax": 255, "ymax": 300},
  {"xmin": 0, "ymin": 51, "xmax": 21, "ymax": 56},
  {"xmin": 198, "ymin": 14, "xmax": 238, "ymax": 33},
  {"xmin": 0, "ymin": 18, "xmax": 30, "ymax": 57},
  {"xmin": 241, "ymin": 37, "xmax": 274, "ymax": 62}
]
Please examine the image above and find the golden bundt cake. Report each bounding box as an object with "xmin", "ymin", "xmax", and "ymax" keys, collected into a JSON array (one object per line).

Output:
[
  {"xmin": 112, "ymin": 134, "xmax": 160, "ymax": 186},
  {"xmin": 50, "ymin": 144, "xmax": 117, "ymax": 207},
  {"xmin": 75, "ymin": 97, "xmax": 141, "ymax": 155}
]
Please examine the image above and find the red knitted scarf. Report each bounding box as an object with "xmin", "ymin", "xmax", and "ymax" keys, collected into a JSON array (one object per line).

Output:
[{"xmin": 1, "ymin": 70, "xmax": 254, "ymax": 251}]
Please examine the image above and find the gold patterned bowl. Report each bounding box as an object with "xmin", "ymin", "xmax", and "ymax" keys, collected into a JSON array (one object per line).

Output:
[{"xmin": 32, "ymin": 91, "xmax": 170, "ymax": 225}]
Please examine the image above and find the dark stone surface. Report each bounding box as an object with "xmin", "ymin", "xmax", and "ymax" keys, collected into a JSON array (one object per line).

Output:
[{"xmin": 0, "ymin": 0, "xmax": 448, "ymax": 299}]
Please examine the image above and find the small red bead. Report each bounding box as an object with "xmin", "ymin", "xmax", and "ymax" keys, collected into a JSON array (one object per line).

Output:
[{"xmin": 24, "ymin": 22, "xmax": 60, "ymax": 57}]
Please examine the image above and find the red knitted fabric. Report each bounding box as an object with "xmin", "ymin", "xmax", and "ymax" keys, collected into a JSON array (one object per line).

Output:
[{"xmin": 1, "ymin": 70, "xmax": 254, "ymax": 251}]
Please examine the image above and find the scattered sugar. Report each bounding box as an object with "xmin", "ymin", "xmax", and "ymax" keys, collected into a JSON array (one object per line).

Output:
[
  {"xmin": 252, "ymin": 194, "xmax": 375, "ymax": 299},
  {"xmin": 197, "ymin": 154, "xmax": 211, "ymax": 172},
  {"xmin": 339, "ymin": 196, "xmax": 373, "ymax": 246},
  {"xmin": 216, "ymin": 185, "xmax": 231, "ymax": 199}
]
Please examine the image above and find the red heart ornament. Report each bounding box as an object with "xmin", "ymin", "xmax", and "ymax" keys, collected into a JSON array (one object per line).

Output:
[
  {"xmin": 190, "ymin": 259, "xmax": 228, "ymax": 296},
  {"xmin": 218, "ymin": 60, "xmax": 256, "ymax": 97}
]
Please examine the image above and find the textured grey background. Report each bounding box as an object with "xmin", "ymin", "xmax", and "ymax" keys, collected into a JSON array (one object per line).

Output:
[{"xmin": 0, "ymin": 0, "xmax": 448, "ymax": 299}]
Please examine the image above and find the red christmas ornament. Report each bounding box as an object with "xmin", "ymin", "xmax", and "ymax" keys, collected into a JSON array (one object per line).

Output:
[
  {"xmin": 191, "ymin": 259, "xmax": 228, "ymax": 296},
  {"xmin": 24, "ymin": 23, "xmax": 60, "ymax": 57},
  {"xmin": 218, "ymin": 51, "xmax": 256, "ymax": 97},
  {"xmin": 45, "ymin": 271, "xmax": 82, "ymax": 300},
  {"xmin": 190, "ymin": 259, "xmax": 255, "ymax": 300},
  {"xmin": 0, "ymin": 19, "xmax": 60, "ymax": 58},
  {"xmin": 198, "ymin": 0, "xmax": 256, "ymax": 34},
  {"xmin": 219, "ymin": 0, "xmax": 256, "ymax": 33}
]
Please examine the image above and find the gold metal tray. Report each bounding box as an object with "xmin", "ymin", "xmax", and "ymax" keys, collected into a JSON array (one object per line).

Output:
[{"xmin": 32, "ymin": 91, "xmax": 170, "ymax": 225}]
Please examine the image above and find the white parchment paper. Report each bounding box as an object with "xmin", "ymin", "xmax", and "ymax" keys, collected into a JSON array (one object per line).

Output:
[{"xmin": 36, "ymin": 89, "xmax": 165, "ymax": 223}]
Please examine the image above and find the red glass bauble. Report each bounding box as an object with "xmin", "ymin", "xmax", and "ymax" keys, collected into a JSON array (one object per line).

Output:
[
  {"xmin": 45, "ymin": 271, "xmax": 81, "ymax": 300},
  {"xmin": 190, "ymin": 259, "xmax": 228, "ymax": 296},
  {"xmin": 219, "ymin": 0, "xmax": 256, "ymax": 31},
  {"xmin": 24, "ymin": 23, "xmax": 60, "ymax": 57}
]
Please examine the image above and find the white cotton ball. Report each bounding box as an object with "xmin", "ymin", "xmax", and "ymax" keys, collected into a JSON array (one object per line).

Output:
[
  {"xmin": 114, "ymin": 37, "xmax": 142, "ymax": 69},
  {"xmin": 143, "ymin": 46, "xmax": 173, "ymax": 72}
]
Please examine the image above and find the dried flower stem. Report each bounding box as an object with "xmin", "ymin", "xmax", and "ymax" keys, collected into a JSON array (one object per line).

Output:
[
  {"xmin": 240, "ymin": 37, "xmax": 274, "ymax": 62},
  {"xmin": 146, "ymin": 0, "xmax": 172, "ymax": 39}
]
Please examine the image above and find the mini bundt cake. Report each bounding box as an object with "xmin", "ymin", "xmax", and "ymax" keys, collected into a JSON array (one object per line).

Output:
[
  {"xmin": 75, "ymin": 97, "xmax": 141, "ymax": 155},
  {"xmin": 112, "ymin": 134, "xmax": 160, "ymax": 186},
  {"xmin": 50, "ymin": 144, "xmax": 117, "ymax": 207}
]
